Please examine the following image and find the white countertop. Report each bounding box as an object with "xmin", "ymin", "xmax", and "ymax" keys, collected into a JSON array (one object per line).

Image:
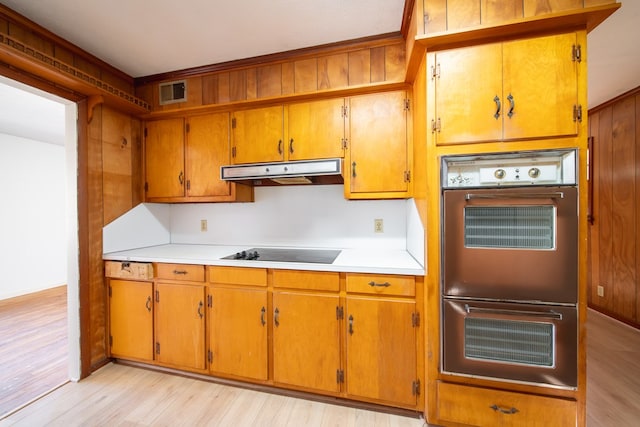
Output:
[{"xmin": 103, "ymin": 244, "xmax": 425, "ymax": 276}]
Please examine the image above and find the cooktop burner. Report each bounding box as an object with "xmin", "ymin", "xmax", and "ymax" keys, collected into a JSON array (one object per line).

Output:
[{"xmin": 222, "ymin": 248, "xmax": 341, "ymax": 264}]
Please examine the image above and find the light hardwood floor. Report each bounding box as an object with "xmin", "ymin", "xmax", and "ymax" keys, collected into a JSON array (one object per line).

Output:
[
  {"xmin": 1, "ymin": 296, "xmax": 639, "ymax": 426},
  {"xmin": 0, "ymin": 286, "xmax": 68, "ymax": 418}
]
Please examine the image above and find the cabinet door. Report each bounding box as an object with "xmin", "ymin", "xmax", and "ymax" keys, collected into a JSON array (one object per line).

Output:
[
  {"xmin": 232, "ymin": 105, "xmax": 284, "ymax": 164},
  {"xmin": 348, "ymin": 91, "xmax": 409, "ymax": 194},
  {"xmin": 272, "ymin": 291, "xmax": 341, "ymax": 393},
  {"xmin": 287, "ymin": 98, "xmax": 345, "ymax": 160},
  {"xmin": 109, "ymin": 279, "xmax": 153, "ymax": 361},
  {"xmin": 503, "ymin": 32, "xmax": 579, "ymax": 140},
  {"xmin": 432, "ymin": 44, "xmax": 503, "ymax": 145},
  {"xmin": 209, "ymin": 287, "xmax": 268, "ymax": 380},
  {"xmin": 145, "ymin": 118, "xmax": 185, "ymax": 198},
  {"xmin": 346, "ymin": 296, "xmax": 417, "ymax": 406},
  {"xmin": 186, "ymin": 113, "xmax": 232, "ymax": 197},
  {"xmin": 155, "ymin": 282, "xmax": 206, "ymax": 370}
]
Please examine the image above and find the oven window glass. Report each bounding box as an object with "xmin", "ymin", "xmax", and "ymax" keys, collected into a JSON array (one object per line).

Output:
[
  {"xmin": 464, "ymin": 206, "xmax": 555, "ymax": 249},
  {"xmin": 464, "ymin": 317, "xmax": 554, "ymax": 367}
]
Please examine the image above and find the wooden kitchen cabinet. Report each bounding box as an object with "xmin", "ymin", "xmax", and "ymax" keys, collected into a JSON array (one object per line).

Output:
[
  {"xmin": 231, "ymin": 105, "xmax": 285, "ymax": 164},
  {"xmin": 108, "ymin": 279, "xmax": 154, "ymax": 361},
  {"xmin": 345, "ymin": 274, "xmax": 419, "ymax": 407},
  {"xmin": 345, "ymin": 90, "xmax": 411, "ymax": 199},
  {"xmin": 145, "ymin": 114, "xmax": 252, "ymax": 202},
  {"xmin": 208, "ymin": 267, "xmax": 268, "ymax": 381},
  {"xmin": 429, "ymin": 32, "xmax": 580, "ymax": 145},
  {"xmin": 287, "ymin": 98, "xmax": 345, "ymax": 160},
  {"xmin": 154, "ymin": 281, "xmax": 206, "ymax": 370},
  {"xmin": 272, "ymin": 270, "xmax": 341, "ymax": 394}
]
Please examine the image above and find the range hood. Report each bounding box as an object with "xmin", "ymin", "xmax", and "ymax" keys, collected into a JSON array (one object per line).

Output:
[{"xmin": 220, "ymin": 158, "xmax": 342, "ymax": 185}]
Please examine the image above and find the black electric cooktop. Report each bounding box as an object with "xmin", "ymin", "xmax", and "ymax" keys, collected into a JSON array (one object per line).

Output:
[{"xmin": 222, "ymin": 248, "xmax": 341, "ymax": 264}]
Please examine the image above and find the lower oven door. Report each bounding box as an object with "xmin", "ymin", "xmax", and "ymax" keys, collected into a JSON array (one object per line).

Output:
[{"xmin": 442, "ymin": 299, "xmax": 577, "ymax": 389}]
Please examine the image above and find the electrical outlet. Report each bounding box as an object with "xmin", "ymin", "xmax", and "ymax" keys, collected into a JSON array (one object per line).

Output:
[
  {"xmin": 374, "ymin": 218, "xmax": 383, "ymax": 233},
  {"xmin": 200, "ymin": 219, "xmax": 207, "ymax": 232},
  {"xmin": 597, "ymin": 285, "xmax": 604, "ymax": 297}
]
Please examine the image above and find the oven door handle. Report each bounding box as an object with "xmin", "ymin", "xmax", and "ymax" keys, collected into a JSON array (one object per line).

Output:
[
  {"xmin": 465, "ymin": 192, "xmax": 564, "ymax": 201},
  {"xmin": 465, "ymin": 304, "xmax": 563, "ymax": 320}
]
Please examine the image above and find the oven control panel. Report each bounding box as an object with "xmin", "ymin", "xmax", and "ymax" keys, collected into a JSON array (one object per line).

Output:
[{"xmin": 442, "ymin": 149, "xmax": 576, "ymax": 188}]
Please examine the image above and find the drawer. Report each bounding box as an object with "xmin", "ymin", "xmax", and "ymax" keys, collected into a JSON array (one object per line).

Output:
[
  {"xmin": 105, "ymin": 261, "xmax": 153, "ymax": 280},
  {"xmin": 437, "ymin": 381, "xmax": 576, "ymax": 427},
  {"xmin": 208, "ymin": 266, "xmax": 267, "ymax": 286},
  {"xmin": 272, "ymin": 270, "xmax": 339, "ymax": 291},
  {"xmin": 156, "ymin": 263, "xmax": 205, "ymax": 282},
  {"xmin": 346, "ymin": 273, "xmax": 415, "ymax": 297}
]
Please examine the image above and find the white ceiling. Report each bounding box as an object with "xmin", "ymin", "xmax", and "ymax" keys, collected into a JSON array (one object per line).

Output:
[{"xmin": 0, "ymin": 0, "xmax": 638, "ymax": 146}]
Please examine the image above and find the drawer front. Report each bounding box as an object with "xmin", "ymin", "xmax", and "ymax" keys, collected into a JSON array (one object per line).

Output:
[
  {"xmin": 105, "ymin": 261, "xmax": 153, "ymax": 280},
  {"xmin": 156, "ymin": 263, "xmax": 205, "ymax": 282},
  {"xmin": 437, "ymin": 382, "xmax": 576, "ymax": 427},
  {"xmin": 272, "ymin": 270, "xmax": 339, "ymax": 291},
  {"xmin": 346, "ymin": 273, "xmax": 415, "ymax": 296},
  {"xmin": 208, "ymin": 266, "xmax": 267, "ymax": 286}
]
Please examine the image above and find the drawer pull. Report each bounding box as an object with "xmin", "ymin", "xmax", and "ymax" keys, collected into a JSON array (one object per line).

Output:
[
  {"xmin": 145, "ymin": 296, "xmax": 152, "ymax": 312},
  {"xmin": 173, "ymin": 270, "xmax": 188, "ymax": 275},
  {"xmin": 490, "ymin": 404, "xmax": 519, "ymax": 415},
  {"xmin": 368, "ymin": 281, "xmax": 391, "ymax": 288}
]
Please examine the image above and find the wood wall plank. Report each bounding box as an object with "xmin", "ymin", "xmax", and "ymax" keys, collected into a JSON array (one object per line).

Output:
[
  {"xmin": 523, "ymin": 0, "xmax": 583, "ymax": 17},
  {"xmin": 597, "ymin": 106, "xmax": 614, "ymax": 313},
  {"xmin": 318, "ymin": 53, "xmax": 348, "ymax": 91},
  {"xmin": 348, "ymin": 50, "xmax": 371, "ymax": 86},
  {"xmin": 0, "ymin": 16, "xmax": 7, "ymax": 33},
  {"xmin": 588, "ymin": 113, "xmax": 598, "ymax": 306},
  {"xmin": 636, "ymin": 94, "xmax": 640, "ymax": 323},
  {"xmin": 229, "ymin": 70, "xmax": 247, "ymax": 102},
  {"xmin": 385, "ymin": 44, "xmax": 406, "ymax": 83},
  {"xmin": 73, "ymin": 55, "xmax": 102, "ymax": 82},
  {"xmin": 202, "ymin": 74, "xmax": 218, "ymax": 105},
  {"xmin": 447, "ymin": 0, "xmax": 481, "ymax": 31},
  {"xmin": 584, "ymin": 0, "xmax": 617, "ymax": 6},
  {"xmin": 7, "ymin": 22, "xmax": 54, "ymax": 56},
  {"xmin": 424, "ymin": 0, "xmax": 448, "ymax": 33},
  {"xmin": 102, "ymin": 107, "xmax": 133, "ymax": 225},
  {"xmin": 53, "ymin": 45, "xmax": 74, "ymax": 66},
  {"xmin": 246, "ymin": 68, "xmax": 257, "ymax": 100},
  {"xmin": 611, "ymin": 97, "xmax": 637, "ymax": 320},
  {"xmin": 130, "ymin": 117, "xmax": 143, "ymax": 208},
  {"xmin": 370, "ymin": 47, "xmax": 385, "ymax": 83},
  {"xmin": 257, "ymin": 64, "xmax": 282, "ymax": 98},
  {"xmin": 294, "ymin": 58, "xmax": 317, "ymax": 93},
  {"xmin": 481, "ymin": 0, "xmax": 523, "ymax": 24},
  {"xmin": 218, "ymin": 72, "xmax": 230, "ymax": 104},
  {"xmin": 282, "ymin": 61, "xmax": 295, "ymax": 95}
]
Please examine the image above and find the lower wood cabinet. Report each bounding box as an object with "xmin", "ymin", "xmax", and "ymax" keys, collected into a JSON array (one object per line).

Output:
[
  {"xmin": 437, "ymin": 381, "xmax": 577, "ymax": 427},
  {"xmin": 108, "ymin": 279, "xmax": 154, "ymax": 361},
  {"xmin": 154, "ymin": 281, "xmax": 206, "ymax": 370}
]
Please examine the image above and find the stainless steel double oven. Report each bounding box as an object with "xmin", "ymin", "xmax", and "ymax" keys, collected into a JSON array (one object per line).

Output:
[{"xmin": 441, "ymin": 149, "xmax": 578, "ymax": 389}]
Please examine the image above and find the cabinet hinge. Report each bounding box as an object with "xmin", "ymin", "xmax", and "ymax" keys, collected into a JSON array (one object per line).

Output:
[
  {"xmin": 144, "ymin": 182, "xmax": 149, "ymax": 193},
  {"xmin": 232, "ymin": 146, "xmax": 237, "ymax": 158},
  {"xmin": 572, "ymin": 44, "xmax": 582, "ymax": 62},
  {"xmin": 341, "ymin": 138, "xmax": 348, "ymax": 150},
  {"xmin": 208, "ymin": 294, "xmax": 213, "ymax": 308},
  {"xmin": 431, "ymin": 63, "xmax": 440, "ymax": 80},
  {"xmin": 341, "ymin": 105, "xmax": 348, "ymax": 118},
  {"xmin": 155, "ymin": 342, "xmax": 160, "ymax": 354},
  {"xmin": 573, "ymin": 105, "xmax": 583, "ymax": 123},
  {"xmin": 208, "ymin": 349, "xmax": 213, "ymax": 363},
  {"xmin": 337, "ymin": 369, "xmax": 344, "ymax": 384},
  {"xmin": 109, "ymin": 335, "xmax": 113, "ymax": 347},
  {"xmin": 404, "ymin": 170, "xmax": 411, "ymax": 183},
  {"xmin": 155, "ymin": 290, "xmax": 160, "ymax": 303},
  {"xmin": 231, "ymin": 117, "xmax": 236, "ymax": 129},
  {"xmin": 144, "ymin": 127, "xmax": 148, "ymax": 138},
  {"xmin": 185, "ymin": 123, "xmax": 190, "ymax": 133},
  {"xmin": 431, "ymin": 118, "xmax": 441, "ymax": 133},
  {"xmin": 186, "ymin": 180, "xmax": 191, "ymax": 191},
  {"xmin": 412, "ymin": 312, "xmax": 420, "ymax": 327},
  {"xmin": 108, "ymin": 285, "xmax": 112, "ymax": 297},
  {"xmin": 404, "ymin": 99, "xmax": 411, "ymax": 111},
  {"xmin": 412, "ymin": 379, "xmax": 421, "ymax": 396},
  {"xmin": 336, "ymin": 306, "xmax": 344, "ymax": 320}
]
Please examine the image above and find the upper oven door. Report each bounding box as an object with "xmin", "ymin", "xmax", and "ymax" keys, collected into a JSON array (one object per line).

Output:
[{"xmin": 443, "ymin": 186, "xmax": 577, "ymax": 304}]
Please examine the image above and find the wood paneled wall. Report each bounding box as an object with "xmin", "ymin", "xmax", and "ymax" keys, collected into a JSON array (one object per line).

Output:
[
  {"xmin": 589, "ymin": 87, "xmax": 640, "ymax": 327},
  {"xmin": 422, "ymin": 0, "xmax": 617, "ymax": 34},
  {"xmin": 135, "ymin": 39, "xmax": 406, "ymax": 112}
]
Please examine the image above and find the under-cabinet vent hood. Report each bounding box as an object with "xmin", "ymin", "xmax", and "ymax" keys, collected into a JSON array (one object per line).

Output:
[{"xmin": 220, "ymin": 158, "xmax": 342, "ymax": 185}]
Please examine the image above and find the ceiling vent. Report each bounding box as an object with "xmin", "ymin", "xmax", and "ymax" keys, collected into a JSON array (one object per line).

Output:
[{"xmin": 159, "ymin": 80, "xmax": 186, "ymax": 105}]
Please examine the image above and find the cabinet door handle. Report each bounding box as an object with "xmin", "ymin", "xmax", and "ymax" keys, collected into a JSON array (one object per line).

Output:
[
  {"xmin": 493, "ymin": 95, "xmax": 501, "ymax": 119},
  {"xmin": 368, "ymin": 281, "xmax": 391, "ymax": 288},
  {"xmin": 145, "ymin": 296, "xmax": 152, "ymax": 312},
  {"xmin": 278, "ymin": 139, "xmax": 283, "ymax": 155},
  {"xmin": 274, "ymin": 308, "xmax": 280, "ymax": 327},
  {"xmin": 507, "ymin": 93, "xmax": 515, "ymax": 118},
  {"xmin": 490, "ymin": 404, "xmax": 519, "ymax": 415},
  {"xmin": 197, "ymin": 301, "xmax": 204, "ymax": 319},
  {"xmin": 260, "ymin": 306, "xmax": 266, "ymax": 326},
  {"xmin": 352, "ymin": 162, "xmax": 357, "ymax": 178},
  {"xmin": 348, "ymin": 315, "xmax": 354, "ymax": 335},
  {"xmin": 178, "ymin": 171, "xmax": 184, "ymax": 185},
  {"xmin": 289, "ymin": 138, "xmax": 294, "ymax": 154}
]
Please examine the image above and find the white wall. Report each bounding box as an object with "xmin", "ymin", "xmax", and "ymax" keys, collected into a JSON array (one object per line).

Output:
[{"xmin": 0, "ymin": 133, "xmax": 67, "ymax": 300}]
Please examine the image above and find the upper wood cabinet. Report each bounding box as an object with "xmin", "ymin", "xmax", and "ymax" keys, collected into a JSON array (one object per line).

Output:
[
  {"xmin": 144, "ymin": 114, "xmax": 252, "ymax": 202},
  {"xmin": 429, "ymin": 32, "xmax": 581, "ymax": 145},
  {"xmin": 345, "ymin": 90, "xmax": 411, "ymax": 199},
  {"xmin": 108, "ymin": 279, "xmax": 153, "ymax": 362},
  {"xmin": 231, "ymin": 98, "xmax": 346, "ymax": 164}
]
